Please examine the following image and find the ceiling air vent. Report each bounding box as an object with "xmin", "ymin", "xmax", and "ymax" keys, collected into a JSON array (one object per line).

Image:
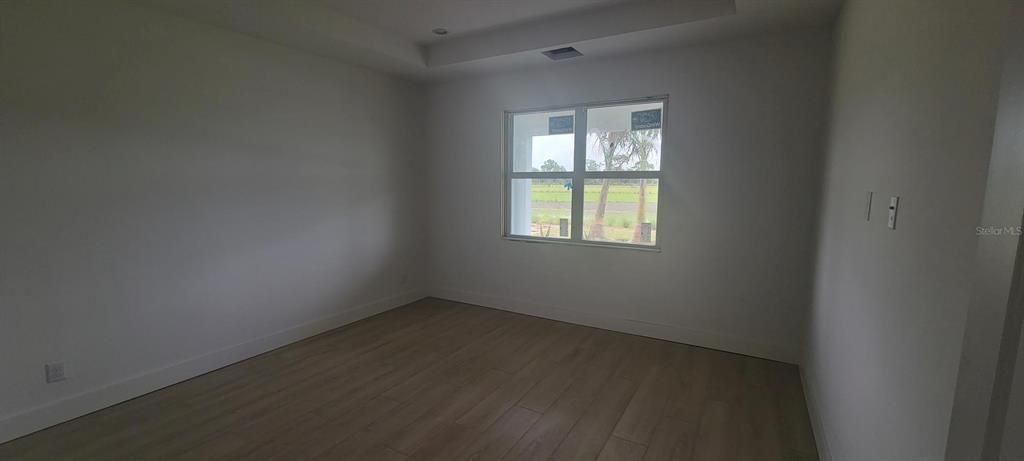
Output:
[{"xmin": 542, "ymin": 46, "xmax": 583, "ymax": 61}]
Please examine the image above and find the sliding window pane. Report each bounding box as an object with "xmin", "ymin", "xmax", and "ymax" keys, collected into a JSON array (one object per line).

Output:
[
  {"xmin": 509, "ymin": 178, "xmax": 573, "ymax": 239},
  {"xmin": 511, "ymin": 111, "xmax": 575, "ymax": 172},
  {"xmin": 582, "ymin": 178, "xmax": 658, "ymax": 245},
  {"xmin": 586, "ymin": 102, "xmax": 662, "ymax": 172}
]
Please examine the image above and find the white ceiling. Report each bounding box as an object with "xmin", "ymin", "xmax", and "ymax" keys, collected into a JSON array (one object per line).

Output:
[
  {"xmin": 136, "ymin": 0, "xmax": 841, "ymax": 80},
  {"xmin": 315, "ymin": 0, "xmax": 639, "ymax": 44}
]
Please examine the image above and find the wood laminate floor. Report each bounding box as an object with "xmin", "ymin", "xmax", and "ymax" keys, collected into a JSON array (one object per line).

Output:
[{"xmin": 0, "ymin": 298, "xmax": 819, "ymax": 461}]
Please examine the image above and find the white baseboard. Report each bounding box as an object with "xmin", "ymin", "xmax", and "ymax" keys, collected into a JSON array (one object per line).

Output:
[
  {"xmin": 0, "ymin": 290, "xmax": 425, "ymax": 444},
  {"xmin": 799, "ymin": 369, "xmax": 834, "ymax": 461},
  {"xmin": 430, "ymin": 287, "xmax": 799, "ymax": 364}
]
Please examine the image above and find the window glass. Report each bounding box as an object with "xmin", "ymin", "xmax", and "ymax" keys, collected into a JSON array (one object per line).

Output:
[
  {"xmin": 582, "ymin": 179, "xmax": 658, "ymax": 245},
  {"xmin": 511, "ymin": 111, "xmax": 575, "ymax": 173},
  {"xmin": 509, "ymin": 178, "xmax": 573, "ymax": 239},
  {"xmin": 586, "ymin": 103, "xmax": 662, "ymax": 172}
]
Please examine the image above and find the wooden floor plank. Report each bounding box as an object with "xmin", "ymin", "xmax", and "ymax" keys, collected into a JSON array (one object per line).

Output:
[
  {"xmin": 691, "ymin": 400, "xmax": 737, "ymax": 461},
  {"xmin": 388, "ymin": 369, "xmax": 510, "ymax": 455},
  {"xmin": 616, "ymin": 345, "xmax": 709, "ymax": 461},
  {"xmin": 501, "ymin": 330, "xmax": 630, "ymax": 461},
  {"xmin": 0, "ymin": 299, "xmax": 819, "ymax": 461},
  {"xmin": 549, "ymin": 376, "xmax": 638, "ymax": 461},
  {"xmin": 515, "ymin": 328, "xmax": 602, "ymax": 413},
  {"xmin": 455, "ymin": 406, "xmax": 542, "ymax": 461},
  {"xmin": 597, "ymin": 436, "xmax": 648, "ymax": 461},
  {"xmin": 612, "ymin": 341, "xmax": 678, "ymax": 445}
]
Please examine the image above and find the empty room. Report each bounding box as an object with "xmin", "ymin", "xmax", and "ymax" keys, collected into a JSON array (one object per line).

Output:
[{"xmin": 2, "ymin": 0, "xmax": 1024, "ymax": 460}]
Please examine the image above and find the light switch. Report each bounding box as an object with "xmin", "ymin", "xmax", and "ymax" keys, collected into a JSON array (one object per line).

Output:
[{"xmin": 887, "ymin": 196, "xmax": 899, "ymax": 229}]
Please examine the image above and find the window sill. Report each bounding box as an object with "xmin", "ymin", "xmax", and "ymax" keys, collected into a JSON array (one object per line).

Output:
[{"xmin": 502, "ymin": 235, "xmax": 662, "ymax": 252}]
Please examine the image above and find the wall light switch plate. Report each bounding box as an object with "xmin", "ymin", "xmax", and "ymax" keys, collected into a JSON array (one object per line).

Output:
[
  {"xmin": 888, "ymin": 196, "xmax": 900, "ymax": 229},
  {"xmin": 45, "ymin": 362, "xmax": 67, "ymax": 383},
  {"xmin": 865, "ymin": 191, "xmax": 873, "ymax": 221}
]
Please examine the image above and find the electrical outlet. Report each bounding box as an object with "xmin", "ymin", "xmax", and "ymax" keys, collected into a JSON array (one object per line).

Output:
[{"xmin": 45, "ymin": 362, "xmax": 67, "ymax": 383}]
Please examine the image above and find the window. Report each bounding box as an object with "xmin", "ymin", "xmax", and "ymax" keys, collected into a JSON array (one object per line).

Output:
[{"xmin": 504, "ymin": 97, "xmax": 665, "ymax": 248}]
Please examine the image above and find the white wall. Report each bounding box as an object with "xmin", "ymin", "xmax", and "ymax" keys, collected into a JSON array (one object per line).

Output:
[
  {"xmin": 803, "ymin": 0, "xmax": 1009, "ymax": 460},
  {"xmin": 425, "ymin": 30, "xmax": 834, "ymax": 364},
  {"xmin": 0, "ymin": 0, "xmax": 426, "ymax": 442},
  {"xmin": 1001, "ymin": 332, "xmax": 1024, "ymax": 460},
  {"xmin": 946, "ymin": 4, "xmax": 1024, "ymax": 460}
]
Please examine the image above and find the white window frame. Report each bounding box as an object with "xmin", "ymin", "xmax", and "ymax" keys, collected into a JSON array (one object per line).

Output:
[{"xmin": 501, "ymin": 95, "xmax": 667, "ymax": 251}]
